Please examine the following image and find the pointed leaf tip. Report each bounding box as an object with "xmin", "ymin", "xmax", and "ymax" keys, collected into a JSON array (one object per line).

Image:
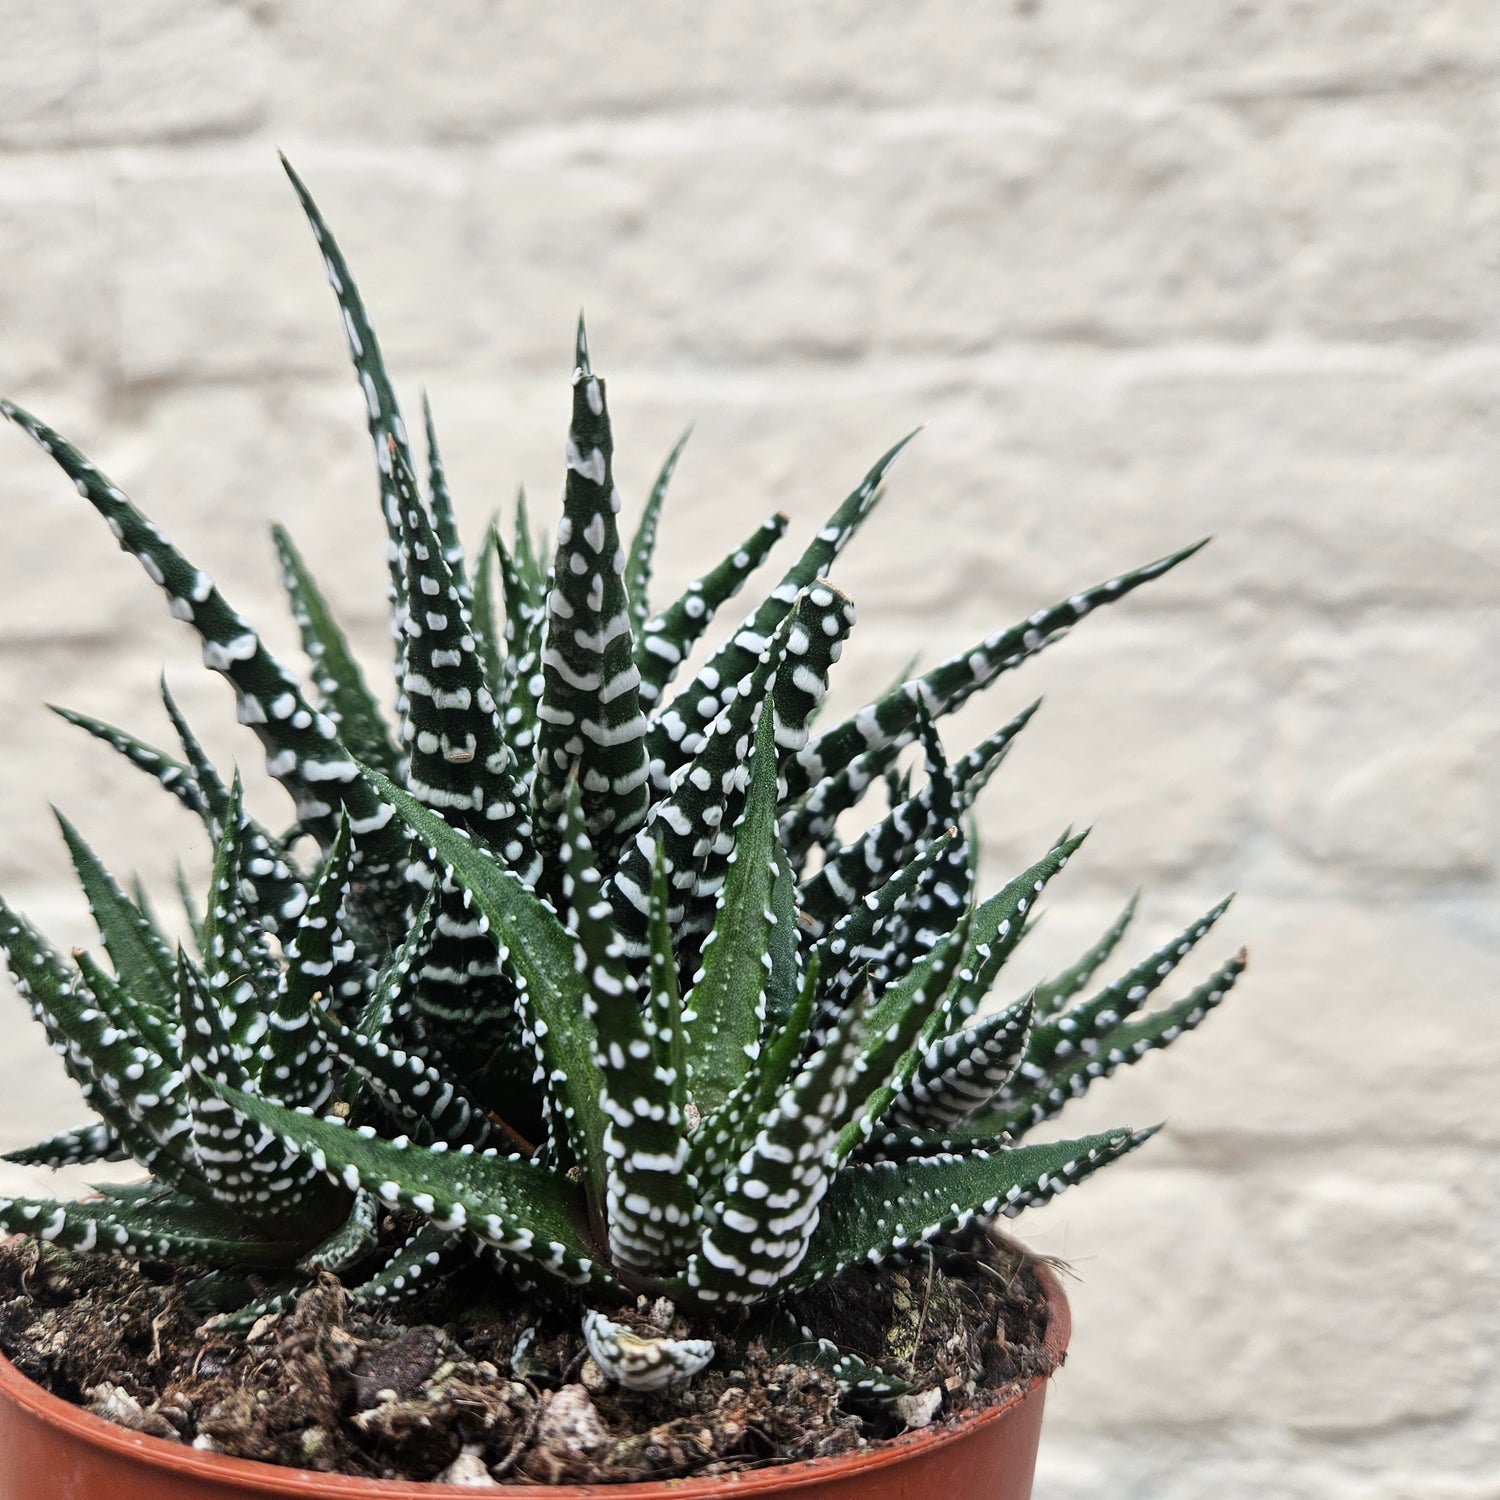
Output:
[{"xmin": 574, "ymin": 311, "xmax": 590, "ymax": 376}]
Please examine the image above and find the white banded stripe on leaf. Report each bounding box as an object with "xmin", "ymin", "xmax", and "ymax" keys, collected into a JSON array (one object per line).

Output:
[
  {"xmin": 686, "ymin": 952, "xmax": 819, "ymax": 1217},
  {"xmin": 760, "ymin": 1309, "xmax": 912, "ymax": 1398},
  {"xmin": 791, "ymin": 1128, "xmax": 1152, "ymax": 1290},
  {"xmin": 679, "ymin": 998, "xmax": 868, "ymax": 1304},
  {"xmin": 777, "ymin": 735, "xmax": 908, "ymax": 873},
  {"xmin": 355, "ymin": 767, "xmax": 613, "ymax": 1204},
  {"xmin": 886, "ymin": 998, "xmax": 1034, "ymax": 1132},
  {"xmin": 983, "ymin": 952, "xmax": 1248, "ymax": 1139},
  {"xmin": 158, "ymin": 678, "xmax": 314, "ymax": 938},
  {"xmin": 491, "ymin": 509, "xmax": 549, "ymax": 775},
  {"xmin": 607, "ymin": 606, "xmax": 808, "ymax": 955},
  {"xmin": 941, "ymin": 834, "xmax": 1089, "ymax": 1032},
  {"xmin": 392, "ymin": 442, "xmax": 528, "ymax": 848},
  {"xmin": 281, "ymin": 155, "xmax": 417, "ymax": 693},
  {"xmin": 273, "ymin": 817, "xmax": 366, "ymax": 1075},
  {"xmin": 623, "ymin": 425, "xmax": 693, "ymax": 650},
  {"xmin": 350, "ymin": 1222, "xmax": 466, "ymax": 1309},
  {"xmin": 0, "ymin": 402, "xmax": 401, "ymax": 871},
  {"xmin": 559, "ymin": 783, "xmax": 694, "ymax": 1272},
  {"xmin": 2, "ymin": 1121, "xmax": 126, "ymax": 1170},
  {"xmin": 273, "ymin": 525, "xmax": 402, "ymax": 782},
  {"xmin": 784, "ymin": 541, "xmax": 1209, "ymax": 805},
  {"xmin": 0, "ymin": 896, "xmax": 202, "ymax": 1200},
  {"xmin": 198, "ymin": 777, "xmax": 282, "ymax": 1049},
  {"xmin": 210, "ymin": 1085, "xmax": 614, "ymax": 1292},
  {"xmin": 635, "ymin": 510, "xmax": 789, "ymax": 727},
  {"xmin": 314, "ymin": 1009, "xmax": 502, "ymax": 1152},
  {"xmin": 387, "ymin": 440, "xmax": 537, "ymax": 1038},
  {"xmin": 798, "ymin": 711, "xmax": 969, "ymax": 983},
  {"xmin": 297, "ymin": 1187, "xmax": 380, "ymax": 1274},
  {"xmin": 0, "ymin": 1186, "xmax": 310, "ymax": 1269},
  {"xmin": 354, "ymin": 891, "xmax": 436, "ymax": 1042},
  {"xmin": 648, "ymin": 433, "xmax": 915, "ymax": 786},
  {"xmin": 532, "ymin": 320, "xmax": 651, "ymax": 860},
  {"xmin": 1014, "ymin": 896, "xmax": 1235, "ymax": 1077},
  {"xmin": 831, "ymin": 904, "xmax": 974, "ymax": 1163},
  {"xmin": 613, "ymin": 583, "xmax": 855, "ymax": 959},
  {"xmin": 421, "ymin": 393, "xmax": 468, "ymax": 599},
  {"xmin": 997, "ymin": 1127, "xmax": 1160, "ymax": 1215},
  {"xmin": 808, "ymin": 829, "xmax": 969, "ymax": 1046},
  {"xmin": 49, "ymin": 705, "xmax": 208, "ymax": 818},
  {"xmin": 951, "ymin": 699, "xmax": 1044, "ymax": 806},
  {"xmin": 582, "ymin": 1309, "xmax": 713, "ymax": 1391},
  {"xmin": 680, "ymin": 704, "xmax": 781, "ymax": 1118},
  {"xmin": 176, "ymin": 949, "xmax": 337, "ymax": 1228}
]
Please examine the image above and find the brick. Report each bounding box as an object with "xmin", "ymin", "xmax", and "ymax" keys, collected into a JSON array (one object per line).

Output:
[
  {"xmin": 259, "ymin": 4, "xmax": 757, "ymax": 138},
  {"xmin": 1268, "ymin": 623, "xmax": 1498, "ymax": 880},
  {"xmin": 0, "ymin": 391, "xmax": 165, "ymax": 645},
  {"xmin": 1032, "ymin": 1155, "xmax": 1491, "ymax": 1435},
  {"xmin": 111, "ymin": 152, "xmax": 479, "ymax": 382},
  {"xmin": 981, "ymin": 361, "xmax": 1500, "ymax": 612},
  {"xmin": 1025, "ymin": 892, "xmax": 1500, "ymax": 1149},
  {"xmin": 109, "ymin": 382, "xmax": 383, "ymax": 625},
  {"xmin": 0, "ymin": 0, "xmax": 267, "ymax": 147},
  {"xmin": 1261, "ymin": 103, "xmax": 1492, "ymax": 339},
  {"xmin": 0, "ymin": 168, "xmax": 106, "ymax": 389},
  {"xmin": 1037, "ymin": 1443, "xmax": 1334, "ymax": 1500},
  {"xmin": 868, "ymin": 108, "xmax": 1273, "ymax": 349},
  {"xmin": 0, "ymin": 3, "xmax": 93, "ymax": 148},
  {"xmin": 475, "ymin": 124, "xmax": 873, "ymax": 370},
  {"xmin": 1356, "ymin": 1480, "xmax": 1500, "ymax": 1500},
  {"xmin": 1259, "ymin": 1168, "xmax": 1491, "ymax": 1432},
  {"xmin": 756, "ymin": 1, "xmax": 1039, "ymax": 104},
  {"xmin": 1032, "ymin": 1166, "xmax": 1273, "ymax": 1425},
  {"xmin": 964, "ymin": 620, "xmax": 1256, "ymax": 890},
  {"xmin": 0, "ymin": 641, "xmax": 225, "ymax": 902},
  {"xmin": 1063, "ymin": 2, "xmax": 1500, "ymax": 95}
]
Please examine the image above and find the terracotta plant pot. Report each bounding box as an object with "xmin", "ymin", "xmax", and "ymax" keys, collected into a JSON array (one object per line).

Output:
[{"xmin": 0, "ymin": 1263, "xmax": 1068, "ymax": 1499}]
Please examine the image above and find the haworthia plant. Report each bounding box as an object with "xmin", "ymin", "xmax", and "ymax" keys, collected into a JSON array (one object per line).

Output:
[{"xmin": 0, "ymin": 158, "xmax": 1246, "ymax": 1401}]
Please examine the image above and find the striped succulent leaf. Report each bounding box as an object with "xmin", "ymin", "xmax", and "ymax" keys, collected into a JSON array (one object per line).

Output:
[
  {"xmin": 783, "ymin": 540, "xmax": 1207, "ymax": 806},
  {"xmin": 0, "ymin": 402, "xmax": 404, "ymax": 888},
  {"xmin": 582, "ymin": 1309, "xmax": 715, "ymax": 1392},
  {"xmin": 635, "ymin": 509, "xmax": 789, "ymax": 719},
  {"xmin": 3, "ymin": 1121, "xmax": 127, "ymax": 1171},
  {"xmin": 0, "ymin": 158, "xmax": 1245, "ymax": 1397},
  {"xmin": 646, "ymin": 433, "xmax": 913, "ymax": 782},
  {"xmin": 420, "ymin": 393, "xmax": 468, "ymax": 597},
  {"xmin": 982, "ymin": 950, "xmax": 1250, "ymax": 1139},
  {"xmin": 49, "ymin": 705, "xmax": 209, "ymax": 818},
  {"xmin": 885, "ymin": 997, "xmax": 1035, "ymax": 1132},
  {"xmin": 273, "ymin": 524, "xmax": 402, "ymax": 782},
  {"xmin": 531, "ymin": 320, "xmax": 651, "ymax": 860},
  {"xmin": 623, "ymin": 426, "xmax": 693, "ymax": 647},
  {"xmin": 280, "ymin": 154, "xmax": 416, "ymax": 685},
  {"xmin": 468, "ymin": 519, "xmax": 506, "ymax": 702},
  {"xmin": 1032, "ymin": 892, "xmax": 1140, "ymax": 1017}
]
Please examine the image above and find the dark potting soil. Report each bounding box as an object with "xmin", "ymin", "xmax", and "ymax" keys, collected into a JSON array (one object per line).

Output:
[{"xmin": 0, "ymin": 1225, "xmax": 1059, "ymax": 1486}]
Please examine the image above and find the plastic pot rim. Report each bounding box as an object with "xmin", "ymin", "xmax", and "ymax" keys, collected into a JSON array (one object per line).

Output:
[{"xmin": 0, "ymin": 1259, "xmax": 1069, "ymax": 1496}]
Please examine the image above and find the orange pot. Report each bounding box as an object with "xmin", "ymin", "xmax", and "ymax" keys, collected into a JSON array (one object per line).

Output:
[{"xmin": 0, "ymin": 1264, "xmax": 1067, "ymax": 1499}]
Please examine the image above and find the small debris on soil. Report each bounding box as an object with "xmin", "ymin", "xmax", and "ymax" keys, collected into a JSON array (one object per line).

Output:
[{"xmin": 0, "ymin": 1224, "xmax": 1058, "ymax": 1485}]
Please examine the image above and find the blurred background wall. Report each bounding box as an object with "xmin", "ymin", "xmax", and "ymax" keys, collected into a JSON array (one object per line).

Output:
[{"xmin": 0, "ymin": 5, "xmax": 1496, "ymax": 1496}]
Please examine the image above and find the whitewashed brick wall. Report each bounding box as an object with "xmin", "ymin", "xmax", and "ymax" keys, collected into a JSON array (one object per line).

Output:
[{"xmin": 1, "ymin": 7, "xmax": 1496, "ymax": 1496}]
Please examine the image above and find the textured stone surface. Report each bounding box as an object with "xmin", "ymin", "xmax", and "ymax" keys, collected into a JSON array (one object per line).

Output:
[{"xmin": 0, "ymin": 12, "xmax": 1496, "ymax": 1498}]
